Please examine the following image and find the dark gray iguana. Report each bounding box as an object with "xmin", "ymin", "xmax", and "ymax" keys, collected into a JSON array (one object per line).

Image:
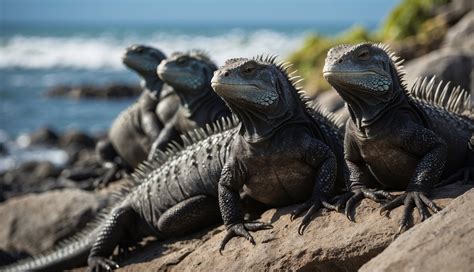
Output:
[
  {"xmin": 1, "ymin": 56, "xmax": 347, "ymax": 271},
  {"xmin": 96, "ymin": 45, "xmax": 173, "ymax": 174},
  {"xmin": 147, "ymin": 50, "xmax": 232, "ymax": 157},
  {"xmin": 323, "ymin": 43, "xmax": 474, "ymax": 231}
]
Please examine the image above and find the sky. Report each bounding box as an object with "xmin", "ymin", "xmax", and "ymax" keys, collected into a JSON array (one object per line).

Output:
[{"xmin": 0, "ymin": 0, "xmax": 400, "ymax": 25}]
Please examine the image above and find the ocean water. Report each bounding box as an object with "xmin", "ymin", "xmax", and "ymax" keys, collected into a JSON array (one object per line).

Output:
[{"xmin": 0, "ymin": 21, "xmax": 374, "ymax": 170}]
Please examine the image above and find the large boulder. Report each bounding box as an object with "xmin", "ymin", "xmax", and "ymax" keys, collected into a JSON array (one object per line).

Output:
[
  {"xmin": 27, "ymin": 127, "xmax": 59, "ymax": 146},
  {"xmin": 0, "ymin": 189, "xmax": 106, "ymax": 255},
  {"xmin": 59, "ymin": 130, "xmax": 96, "ymax": 150},
  {"xmin": 403, "ymin": 47, "xmax": 472, "ymax": 91},
  {"xmin": 82, "ymin": 184, "xmax": 472, "ymax": 271},
  {"xmin": 360, "ymin": 188, "xmax": 474, "ymax": 272},
  {"xmin": 443, "ymin": 11, "xmax": 474, "ymax": 50}
]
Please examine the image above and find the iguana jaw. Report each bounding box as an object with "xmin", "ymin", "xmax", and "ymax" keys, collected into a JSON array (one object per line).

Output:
[
  {"xmin": 211, "ymin": 78, "xmax": 278, "ymax": 107},
  {"xmin": 157, "ymin": 64, "xmax": 204, "ymax": 92},
  {"xmin": 323, "ymin": 70, "xmax": 391, "ymax": 95},
  {"xmin": 122, "ymin": 45, "xmax": 165, "ymax": 77}
]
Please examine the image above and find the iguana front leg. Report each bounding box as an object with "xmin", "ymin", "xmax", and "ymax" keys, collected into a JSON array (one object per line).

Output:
[
  {"xmin": 380, "ymin": 122, "xmax": 447, "ymax": 232},
  {"xmin": 289, "ymin": 138, "xmax": 338, "ymax": 234},
  {"xmin": 337, "ymin": 134, "xmax": 393, "ymax": 221},
  {"xmin": 141, "ymin": 110, "xmax": 163, "ymax": 140},
  {"xmin": 147, "ymin": 122, "xmax": 180, "ymax": 160},
  {"xmin": 88, "ymin": 205, "xmax": 137, "ymax": 272},
  {"xmin": 218, "ymin": 161, "xmax": 272, "ymax": 253}
]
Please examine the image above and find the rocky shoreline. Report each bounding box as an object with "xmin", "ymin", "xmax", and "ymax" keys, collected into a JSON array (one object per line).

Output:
[
  {"xmin": 0, "ymin": 0, "xmax": 472, "ymax": 271},
  {"xmin": 45, "ymin": 83, "xmax": 141, "ymax": 100}
]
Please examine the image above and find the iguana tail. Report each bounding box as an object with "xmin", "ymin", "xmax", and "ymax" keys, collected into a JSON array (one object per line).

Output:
[{"xmin": 0, "ymin": 232, "xmax": 95, "ymax": 271}]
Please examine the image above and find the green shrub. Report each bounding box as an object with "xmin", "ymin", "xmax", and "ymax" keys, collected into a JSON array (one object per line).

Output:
[{"xmin": 378, "ymin": 0, "xmax": 449, "ymax": 41}]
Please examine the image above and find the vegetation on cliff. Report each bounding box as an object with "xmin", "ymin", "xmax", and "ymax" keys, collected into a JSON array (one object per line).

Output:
[{"xmin": 289, "ymin": 0, "xmax": 451, "ymax": 94}]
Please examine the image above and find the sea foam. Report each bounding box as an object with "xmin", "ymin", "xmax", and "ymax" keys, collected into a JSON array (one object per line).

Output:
[{"xmin": 0, "ymin": 29, "xmax": 307, "ymax": 70}]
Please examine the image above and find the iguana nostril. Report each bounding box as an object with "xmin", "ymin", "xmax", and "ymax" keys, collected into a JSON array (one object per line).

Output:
[{"xmin": 337, "ymin": 59, "xmax": 343, "ymax": 64}]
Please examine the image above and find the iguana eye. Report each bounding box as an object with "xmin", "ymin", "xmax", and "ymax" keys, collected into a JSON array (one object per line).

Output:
[
  {"xmin": 357, "ymin": 49, "xmax": 370, "ymax": 60},
  {"xmin": 242, "ymin": 64, "xmax": 256, "ymax": 75}
]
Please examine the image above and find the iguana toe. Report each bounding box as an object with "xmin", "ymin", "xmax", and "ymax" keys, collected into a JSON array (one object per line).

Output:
[
  {"xmin": 344, "ymin": 188, "xmax": 393, "ymax": 221},
  {"xmin": 88, "ymin": 256, "xmax": 119, "ymax": 272},
  {"xmin": 380, "ymin": 191, "xmax": 440, "ymax": 233},
  {"xmin": 291, "ymin": 196, "xmax": 333, "ymax": 235},
  {"xmin": 219, "ymin": 221, "xmax": 272, "ymax": 254}
]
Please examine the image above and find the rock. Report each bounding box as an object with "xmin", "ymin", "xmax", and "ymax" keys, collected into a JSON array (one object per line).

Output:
[
  {"xmin": 0, "ymin": 189, "xmax": 106, "ymax": 255},
  {"xmin": 437, "ymin": 0, "xmax": 472, "ymax": 26},
  {"xmin": 316, "ymin": 89, "xmax": 345, "ymax": 112},
  {"xmin": 27, "ymin": 127, "xmax": 59, "ymax": 146},
  {"xmin": 59, "ymin": 130, "xmax": 96, "ymax": 150},
  {"xmin": 0, "ymin": 160, "xmax": 82, "ymax": 202},
  {"xmin": 84, "ymin": 184, "xmax": 471, "ymax": 271},
  {"xmin": 30, "ymin": 161, "xmax": 61, "ymax": 179},
  {"xmin": 45, "ymin": 83, "xmax": 141, "ymax": 100},
  {"xmin": 360, "ymin": 188, "xmax": 474, "ymax": 272},
  {"xmin": 404, "ymin": 48, "xmax": 473, "ymax": 91},
  {"xmin": 444, "ymin": 11, "xmax": 474, "ymax": 50}
]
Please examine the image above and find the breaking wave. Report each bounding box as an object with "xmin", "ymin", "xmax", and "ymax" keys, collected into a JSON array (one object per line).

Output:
[{"xmin": 0, "ymin": 29, "xmax": 307, "ymax": 70}]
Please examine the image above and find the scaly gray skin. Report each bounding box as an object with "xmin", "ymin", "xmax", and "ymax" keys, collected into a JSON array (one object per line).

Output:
[
  {"xmin": 97, "ymin": 45, "xmax": 168, "ymax": 172},
  {"xmin": 2, "ymin": 56, "xmax": 347, "ymax": 272},
  {"xmin": 323, "ymin": 43, "xmax": 474, "ymax": 232},
  {"xmin": 148, "ymin": 50, "xmax": 232, "ymax": 157}
]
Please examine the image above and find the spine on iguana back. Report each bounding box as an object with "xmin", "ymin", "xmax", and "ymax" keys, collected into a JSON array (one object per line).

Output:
[{"xmin": 409, "ymin": 76, "xmax": 473, "ymax": 131}]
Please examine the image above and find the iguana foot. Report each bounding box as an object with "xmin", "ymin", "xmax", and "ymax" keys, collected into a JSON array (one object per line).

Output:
[
  {"xmin": 88, "ymin": 256, "xmax": 119, "ymax": 272},
  {"xmin": 380, "ymin": 191, "xmax": 440, "ymax": 233},
  {"xmin": 342, "ymin": 188, "xmax": 393, "ymax": 222},
  {"xmin": 290, "ymin": 196, "xmax": 334, "ymax": 235},
  {"xmin": 219, "ymin": 221, "xmax": 273, "ymax": 254}
]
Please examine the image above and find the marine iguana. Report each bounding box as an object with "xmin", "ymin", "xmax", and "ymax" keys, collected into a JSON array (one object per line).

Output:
[
  {"xmin": 96, "ymin": 45, "xmax": 169, "ymax": 173},
  {"xmin": 1, "ymin": 56, "xmax": 347, "ymax": 271},
  {"xmin": 323, "ymin": 43, "xmax": 474, "ymax": 231},
  {"xmin": 147, "ymin": 50, "xmax": 232, "ymax": 157}
]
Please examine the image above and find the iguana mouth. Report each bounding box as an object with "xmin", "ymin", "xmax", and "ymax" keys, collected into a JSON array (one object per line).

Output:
[
  {"xmin": 211, "ymin": 82, "xmax": 260, "ymax": 92},
  {"xmin": 157, "ymin": 69, "xmax": 192, "ymax": 78},
  {"xmin": 323, "ymin": 70, "xmax": 385, "ymax": 77}
]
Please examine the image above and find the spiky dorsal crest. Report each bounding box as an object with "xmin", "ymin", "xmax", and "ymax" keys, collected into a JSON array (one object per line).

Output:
[
  {"xmin": 372, "ymin": 43, "xmax": 471, "ymax": 116},
  {"xmin": 170, "ymin": 49, "xmax": 216, "ymax": 69},
  {"xmin": 131, "ymin": 115, "xmax": 239, "ymax": 184},
  {"xmin": 410, "ymin": 76, "xmax": 471, "ymax": 115}
]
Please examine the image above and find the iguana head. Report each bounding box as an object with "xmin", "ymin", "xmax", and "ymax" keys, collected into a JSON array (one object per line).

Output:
[
  {"xmin": 211, "ymin": 56, "xmax": 307, "ymax": 142},
  {"xmin": 157, "ymin": 50, "xmax": 217, "ymax": 95},
  {"xmin": 323, "ymin": 43, "xmax": 406, "ymax": 126},
  {"xmin": 123, "ymin": 44, "xmax": 166, "ymax": 78}
]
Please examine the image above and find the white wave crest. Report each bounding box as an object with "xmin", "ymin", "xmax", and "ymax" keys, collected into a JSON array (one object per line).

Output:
[{"xmin": 0, "ymin": 29, "xmax": 307, "ymax": 70}]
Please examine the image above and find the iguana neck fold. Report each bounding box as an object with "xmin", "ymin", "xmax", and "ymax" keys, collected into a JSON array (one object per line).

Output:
[
  {"xmin": 141, "ymin": 77, "xmax": 164, "ymax": 100},
  {"xmin": 336, "ymin": 64, "xmax": 408, "ymax": 130},
  {"xmin": 174, "ymin": 86, "xmax": 222, "ymax": 117}
]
